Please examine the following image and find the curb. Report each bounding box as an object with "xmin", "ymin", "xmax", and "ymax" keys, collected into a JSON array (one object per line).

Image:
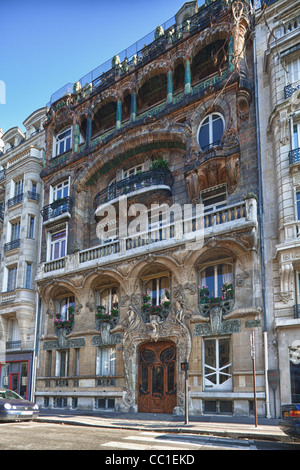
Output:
[{"xmin": 36, "ymin": 416, "xmax": 293, "ymax": 443}]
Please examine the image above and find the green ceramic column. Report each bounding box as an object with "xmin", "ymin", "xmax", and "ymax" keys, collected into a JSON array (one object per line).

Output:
[
  {"xmin": 167, "ymin": 70, "xmax": 173, "ymax": 104},
  {"xmin": 130, "ymin": 91, "xmax": 136, "ymax": 122},
  {"xmin": 116, "ymin": 99, "xmax": 122, "ymax": 130},
  {"xmin": 86, "ymin": 116, "xmax": 92, "ymax": 147},
  {"xmin": 74, "ymin": 123, "xmax": 80, "ymax": 153},
  {"xmin": 184, "ymin": 59, "xmax": 192, "ymax": 95}
]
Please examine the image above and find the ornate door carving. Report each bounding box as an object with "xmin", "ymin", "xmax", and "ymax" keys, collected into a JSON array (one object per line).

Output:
[{"xmin": 138, "ymin": 341, "xmax": 176, "ymax": 413}]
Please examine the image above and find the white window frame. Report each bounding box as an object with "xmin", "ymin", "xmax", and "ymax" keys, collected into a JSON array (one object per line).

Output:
[
  {"xmin": 6, "ymin": 265, "xmax": 17, "ymax": 292},
  {"xmin": 197, "ymin": 112, "xmax": 225, "ymax": 150},
  {"xmin": 293, "ymin": 122, "xmax": 300, "ymax": 151},
  {"xmin": 55, "ymin": 350, "xmax": 69, "ymax": 377},
  {"xmin": 97, "ymin": 286, "xmax": 118, "ymax": 314},
  {"xmin": 50, "ymin": 178, "xmax": 70, "ymax": 204},
  {"xmin": 123, "ymin": 164, "xmax": 144, "ymax": 179},
  {"xmin": 199, "ymin": 261, "xmax": 233, "ymax": 299},
  {"xmin": 143, "ymin": 274, "xmax": 170, "ymax": 306},
  {"xmin": 47, "ymin": 227, "xmax": 68, "ymax": 261},
  {"xmin": 96, "ymin": 346, "xmax": 116, "ymax": 376},
  {"xmin": 54, "ymin": 127, "xmax": 72, "ymax": 157},
  {"xmin": 203, "ymin": 336, "xmax": 232, "ymax": 391},
  {"xmin": 287, "ymin": 56, "xmax": 300, "ymax": 86},
  {"xmin": 59, "ymin": 296, "xmax": 75, "ymax": 321},
  {"xmin": 25, "ymin": 262, "xmax": 32, "ymax": 290}
]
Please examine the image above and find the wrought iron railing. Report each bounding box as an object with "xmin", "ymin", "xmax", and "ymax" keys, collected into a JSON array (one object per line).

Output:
[
  {"xmin": 289, "ymin": 148, "xmax": 300, "ymax": 165},
  {"xmin": 4, "ymin": 239, "xmax": 20, "ymax": 252},
  {"xmin": 284, "ymin": 81, "xmax": 300, "ymax": 100},
  {"xmin": 8, "ymin": 193, "xmax": 23, "ymax": 207},
  {"xmin": 93, "ymin": 168, "xmax": 173, "ymax": 211},
  {"xmin": 28, "ymin": 191, "xmax": 40, "ymax": 202},
  {"xmin": 42, "ymin": 196, "xmax": 72, "ymax": 222},
  {"xmin": 6, "ymin": 340, "xmax": 21, "ymax": 350},
  {"xmin": 294, "ymin": 304, "xmax": 300, "ymax": 319}
]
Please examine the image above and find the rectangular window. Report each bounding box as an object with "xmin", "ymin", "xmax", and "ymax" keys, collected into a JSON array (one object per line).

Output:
[
  {"xmin": 203, "ymin": 337, "xmax": 232, "ymax": 391},
  {"xmin": 59, "ymin": 296, "xmax": 75, "ymax": 321},
  {"xmin": 11, "ymin": 221, "xmax": 21, "ymax": 241},
  {"xmin": 55, "ymin": 350, "xmax": 69, "ymax": 377},
  {"xmin": 293, "ymin": 123, "xmax": 300, "ymax": 150},
  {"xmin": 25, "ymin": 262, "xmax": 32, "ymax": 289},
  {"xmin": 297, "ymin": 192, "xmax": 300, "ymax": 220},
  {"xmin": 7, "ymin": 266, "xmax": 17, "ymax": 292},
  {"xmin": 51, "ymin": 180, "xmax": 69, "ymax": 202},
  {"xmin": 287, "ymin": 57, "xmax": 300, "ymax": 85},
  {"xmin": 50, "ymin": 230, "xmax": 67, "ymax": 260},
  {"xmin": 74, "ymin": 349, "xmax": 80, "ymax": 376},
  {"xmin": 14, "ymin": 179, "xmax": 24, "ymax": 196},
  {"xmin": 201, "ymin": 184, "xmax": 227, "ymax": 212},
  {"xmin": 27, "ymin": 215, "xmax": 35, "ymax": 239},
  {"xmin": 96, "ymin": 347, "xmax": 116, "ymax": 376}
]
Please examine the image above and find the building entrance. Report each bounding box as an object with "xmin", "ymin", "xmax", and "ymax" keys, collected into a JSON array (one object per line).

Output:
[{"xmin": 138, "ymin": 341, "xmax": 176, "ymax": 413}]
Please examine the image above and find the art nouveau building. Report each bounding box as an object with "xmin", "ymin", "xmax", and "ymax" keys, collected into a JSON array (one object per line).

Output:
[
  {"xmin": 256, "ymin": 0, "xmax": 300, "ymax": 415},
  {"xmin": 0, "ymin": 107, "xmax": 46, "ymax": 400},
  {"xmin": 35, "ymin": 0, "xmax": 267, "ymax": 417}
]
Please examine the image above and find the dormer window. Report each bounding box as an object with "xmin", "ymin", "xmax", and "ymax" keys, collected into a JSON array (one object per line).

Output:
[{"xmin": 55, "ymin": 127, "xmax": 72, "ymax": 156}]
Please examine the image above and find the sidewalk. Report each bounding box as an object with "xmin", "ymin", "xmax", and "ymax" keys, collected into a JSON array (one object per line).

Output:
[{"xmin": 37, "ymin": 409, "xmax": 294, "ymax": 443}]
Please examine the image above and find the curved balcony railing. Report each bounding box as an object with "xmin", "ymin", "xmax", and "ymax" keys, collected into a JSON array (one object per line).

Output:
[
  {"xmin": 42, "ymin": 196, "xmax": 72, "ymax": 222},
  {"xmin": 93, "ymin": 168, "xmax": 173, "ymax": 212},
  {"xmin": 289, "ymin": 147, "xmax": 300, "ymax": 165}
]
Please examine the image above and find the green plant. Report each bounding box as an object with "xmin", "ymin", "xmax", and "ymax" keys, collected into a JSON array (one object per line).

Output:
[
  {"xmin": 96, "ymin": 303, "xmax": 119, "ymax": 320},
  {"xmin": 150, "ymin": 158, "xmax": 169, "ymax": 170},
  {"xmin": 54, "ymin": 306, "xmax": 74, "ymax": 329}
]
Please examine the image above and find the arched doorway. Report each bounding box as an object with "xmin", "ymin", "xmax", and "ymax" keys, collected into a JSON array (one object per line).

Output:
[{"xmin": 138, "ymin": 341, "xmax": 176, "ymax": 413}]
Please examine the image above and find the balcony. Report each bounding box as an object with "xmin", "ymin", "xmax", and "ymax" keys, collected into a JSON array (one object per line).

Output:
[
  {"xmin": 8, "ymin": 193, "xmax": 23, "ymax": 208},
  {"xmin": 294, "ymin": 305, "xmax": 300, "ymax": 319},
  {"xmin": 4, "ymin": 239, "xmax": 20, "ymax": 252},
  {"xmin": 94, "ymin": 169, "xmax": 173, "ymax": 215},
  {"xmin": 42, "ymin": 196, "xmax": 72, "ymax": 223},
  {"xmin": 6, "ymin": 340, "xmax": 21, "ymax": 350},
  {"xmin": 284, "ymin": 80, "xmax": 300, "ymax": 100},
  {"xmin": 37, "ymin": 197, "xmax": 258, "ymax": 278},
  {"xmin": 289, "ymin": 147, "xmax": 300, "ymax": 165}
]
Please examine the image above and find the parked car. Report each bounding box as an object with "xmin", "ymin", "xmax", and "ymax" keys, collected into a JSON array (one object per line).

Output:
[
  {"xmin": 0, "ymin": 389, "xmax": 39, "ymax": 421},
  {"xmin": 279, "ymin": 404, "xmax": 300, "ymax": 439}
]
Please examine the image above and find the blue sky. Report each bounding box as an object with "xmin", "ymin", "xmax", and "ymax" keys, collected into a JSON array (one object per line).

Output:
[{"xmin": 0, "ymin": 0, "xmax": 200, "ymax": 134}]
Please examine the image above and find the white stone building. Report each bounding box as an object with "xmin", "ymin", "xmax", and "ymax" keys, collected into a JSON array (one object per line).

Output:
[
  {"xmin": 255, "ymin": 0, "xmax": 300, "ymax": 416},
  {"xmin": 0, "ymin": 107, "xmax": 46, "ymax": 400}
]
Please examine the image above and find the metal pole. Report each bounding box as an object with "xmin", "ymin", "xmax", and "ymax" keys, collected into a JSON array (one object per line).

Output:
[
  {"xmin": 185, "ymin": 367, "xmax": 189, "ymax": 425},
  {"xmin": 251, "ymin": 331, "xmax": 258, "ymax": 427}
]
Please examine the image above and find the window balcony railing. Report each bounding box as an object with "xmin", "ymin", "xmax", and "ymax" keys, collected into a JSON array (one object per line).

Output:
[
  {"xmin": 28, "ymin": 191, "xmax": 40, "ymax": 202},
  {"xmin": 289, "ymin": 147, "xmax": 300, "ymax": 165},
  {"xmin": 0, "ymin": 169, "xmax": 5, "ymax": 181},
  {"xmin": 42, "ymin": 196, "xmax": 72, "ymax": 222},
  {"xmin": 93, "ymin": 168, "xmax": 173, "ymax": 213},
  {"xmin": 4, "ymin": 239, "xmax": 20, "ymax": 252},
  {"xmin": 284, "ymin": 80, "xmax": 300, "ymax": 100},
  {"xmin": 294, "ymin": 304, "xmax": 300, "ymax": 319},
  {"xmin": 8, "ymin": 193, "xmax": 23, "ymax": 208},
  {"xmin": 6, "ymin": 340, "xmax": 21, "ymax": 350}
]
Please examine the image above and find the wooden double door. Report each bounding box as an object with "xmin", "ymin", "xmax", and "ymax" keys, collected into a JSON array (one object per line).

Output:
[{"xmin": 138, "ymin": 341, "xmax": 176, "ymax": 413}]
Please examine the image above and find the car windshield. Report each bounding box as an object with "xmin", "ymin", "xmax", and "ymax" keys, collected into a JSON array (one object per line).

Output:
[{"xmin": 0, "ymin": 390, "xmax": 23, "ymax": 400}]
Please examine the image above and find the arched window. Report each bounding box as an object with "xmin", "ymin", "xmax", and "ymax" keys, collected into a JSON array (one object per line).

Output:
[
  {"xmin": 199, "ymin": 262, "xmax": 233, "ymax": 302},
  {"xmin": 197, "ymin": 113, "xmax": 224, "ymax": 150}
]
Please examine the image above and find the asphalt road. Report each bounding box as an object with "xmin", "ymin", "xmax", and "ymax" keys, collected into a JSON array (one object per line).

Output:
[{"xmin": 0, "ymin": 421, "xmax": 299, "ymax": 452}]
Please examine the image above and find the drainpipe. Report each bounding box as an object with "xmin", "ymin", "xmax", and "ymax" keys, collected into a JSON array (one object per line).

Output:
[{"xmin": 253, "ymin": 23, "xmax": 271, "ymax": 418}]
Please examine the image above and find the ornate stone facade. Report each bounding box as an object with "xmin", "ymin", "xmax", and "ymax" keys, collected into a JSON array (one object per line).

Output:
[{"xmin": 35, "ymin": 0, "xmax": 266, "ymax": 417}]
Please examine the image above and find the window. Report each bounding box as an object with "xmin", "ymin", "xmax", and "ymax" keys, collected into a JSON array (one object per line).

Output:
[
  {"xmin": 25, "ymin": 262, "xmax": 32, "ymax": 289},
  {"xmin": 296, "ymin": 191, "xmax": 300, "ymax": 220},
  {"xmin": 144, "ymin": 275, "xmax": 169, "ymax": 307},
  {"xmin": 97, "ymin": 286, "xmax": 118, "ymax": 314},
  {"xmin": 123, "ymin": 164, "xmax": 144, "ymax": 179},
  {"xmin": 50, "ymin": 229, "xmax": 67, "ymax": 260},
  {"xmin": 59, "ymin": 296, "xmax": 75, "ymax": 322},
  {"xmin": 287, "ymin": 57, "xmax": 300, "ymax": 85},
  {"xmin": 7, "ymin": 319, "xmax": 21, "ymax": 348},
  {"xmin": 201, "ymin": 184, "xmax": 227, "ymax": 212},
  {"xmin": 7, "ymin": 266, "xmax": 17, "ymax": 292},
  {"xmin": 96, "ymin": 346, "xmax": 116, "ymax": 376},
  {"xmin": 293, "ymin": 123, "xmax": 300, "ymax": 150},
  {"xmin": 10, "ymin": 220, "xmax": 21, "ymax": 242},
  {"xmin": 55, "ymin": 350, "xmax": 69, "ymax": 377},
  {"xmin": 51, "ymin": 180, "xmax": 69, "ymax": 203},
  {"xmin": 203, "ymin": 337, "xmax": 232, "ymax": 391},
  {"xmin": 55, "ymin": 127, "xmax": 72, "ymax": 156},
  {"xmin": 199, "ymin": 262, "xmax": 233, "ymax": 300},
  {"xmin": 197, "ymin": 113, "xmax": 224, "ymax": 150},
  {"xmin": 27, "ymin": 215, "xmax": 35, "ymax": 239},
  {"xmin": 14, "ymin": 179, "xmax": 24, "ymax": 196}
]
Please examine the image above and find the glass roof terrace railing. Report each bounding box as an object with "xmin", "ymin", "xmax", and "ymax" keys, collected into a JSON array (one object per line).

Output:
[{"xmin": 46, "ymin": 0, "xmax": 227, "ymax": 108}]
